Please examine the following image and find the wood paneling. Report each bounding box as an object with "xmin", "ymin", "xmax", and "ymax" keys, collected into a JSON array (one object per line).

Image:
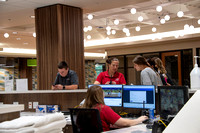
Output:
[
  {"xmin": 0, "ymin": 92, "xmax": 86, "ymax": 112},
  {"xmin": 0, "ymin": 112, "xmax": 20, "ymax": 123},
  {"xmin": 35, "ymin": 4, "xmax": 84, "ymax": 90},
  {"xmin": 18, "ymin": 58, "xmax": 32, "ymax": 90}
]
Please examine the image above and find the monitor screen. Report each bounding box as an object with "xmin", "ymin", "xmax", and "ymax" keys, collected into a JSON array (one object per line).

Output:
[
  {"xmin": 123, "ymin": 85, "xmax": 155, "ymax": 109},
  {"xmin": 158, "ymin": 86, "xmax": 189, "ymax": 119},
  {"xmin": 88, "ymin": 84, "xmax": 123, "ymax": 107}
]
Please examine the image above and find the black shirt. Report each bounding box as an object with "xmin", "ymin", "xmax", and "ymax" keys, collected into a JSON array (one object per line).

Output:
[{"xmin": 54, "ymin": 70, "xmax": 79, "ymax": 86}]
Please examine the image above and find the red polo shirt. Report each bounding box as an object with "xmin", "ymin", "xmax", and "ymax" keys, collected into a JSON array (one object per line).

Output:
[
  {"xmin": 94, "ymin": 104, "xmax": 121, "ymax": 131},
  {"xmin": 96, "ymin": 70, "xmax": 126, "ymax": 84}
]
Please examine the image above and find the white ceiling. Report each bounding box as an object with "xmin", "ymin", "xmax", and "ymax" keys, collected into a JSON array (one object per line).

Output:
[{"xmin": 0, "ymin": 0, "xmax": 200, "ymax": 57}]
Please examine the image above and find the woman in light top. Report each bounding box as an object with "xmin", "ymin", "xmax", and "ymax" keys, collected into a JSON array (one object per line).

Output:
[
  {"xmin": 82, "ymin": 85, "xmax": 148, "ymax": 131},
  {"xmin": 94, "ymin": 57, "xmax": 126, "ymax": 85},
  {"xmin": 132, "ymin": 55, "xmax": 163, "ymax": 86}
]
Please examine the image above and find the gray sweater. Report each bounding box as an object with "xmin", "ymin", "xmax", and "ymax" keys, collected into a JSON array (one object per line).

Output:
[{"xmin": 141, "ymin": 67, "xmax": 163, "ymax": 86}]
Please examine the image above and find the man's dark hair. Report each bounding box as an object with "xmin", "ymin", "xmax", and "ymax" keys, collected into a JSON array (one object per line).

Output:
[{"xmin": 58, "ymin": 61, "xmax": 68, "ymax": 69}]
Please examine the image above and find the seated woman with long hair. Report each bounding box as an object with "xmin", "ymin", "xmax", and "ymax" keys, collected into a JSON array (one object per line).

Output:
[{"xmin": 82, "ymin": 85, "xmax": 148, "ymax": 131}]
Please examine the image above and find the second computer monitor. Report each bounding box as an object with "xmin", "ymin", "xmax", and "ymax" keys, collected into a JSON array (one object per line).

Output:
[
  {"xmin": 88, "ymin": 84, "xmax": 123, "ymax": 107},
  {"xmin": 123, "ymin": 85, "xmax": 155, "ymax": 109}
]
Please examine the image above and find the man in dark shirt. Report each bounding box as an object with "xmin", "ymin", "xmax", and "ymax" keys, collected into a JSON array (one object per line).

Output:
[{"xmin": 52, "ymin": 61, "xmax": 78, "ymax": 90}]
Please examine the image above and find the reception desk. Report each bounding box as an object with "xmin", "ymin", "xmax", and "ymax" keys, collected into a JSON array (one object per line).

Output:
[
  {"xmin": 0, "ymin": 90, "xmax": 87, "ymax": 111},
  {"xmin": 0, "ymin": 104, "xmax": 24, "ymax": 122}
]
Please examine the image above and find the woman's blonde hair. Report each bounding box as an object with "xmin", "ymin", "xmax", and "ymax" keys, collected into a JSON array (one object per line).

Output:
[
  {"xmin": 82, "ymin": 85, "xmax": 105, "ymax": 108},
  {"xmin": 154, "ymin": 58, "xmax": 167, "ymax": 74}
]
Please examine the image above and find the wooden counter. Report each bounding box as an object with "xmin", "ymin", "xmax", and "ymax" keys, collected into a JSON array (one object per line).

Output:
[
  {"xmin": 0, "ymin": 104, "xmax": 24, "ymax": 123},
  {"xmin": 0, "ymin": 90, "xmax": 87, "ymax": 112}
]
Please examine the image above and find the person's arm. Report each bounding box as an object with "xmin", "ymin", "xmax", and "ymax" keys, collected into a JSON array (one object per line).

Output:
[
  {"xmin": 120, "ymin": 73, "xmax": 126, "ymax": 85},
  {"xmin": 94, "ymin": 81, "xmax": 101, "ymax": 84},
  {"xmin": 114, "ymin": 116, "xmax": 148, "ymax": 127},
  {"xmin": 94, "ymin": 72, "xmax": 103, "ymax": 84},
  {"xmin": 52, "ymin": 84, "xmax": 78, "ymax": 90},
  {"xmin": 52, "ymin": 74, "xmax": 59, "ymax": 90},
  {"xmin": 69, "ymin": 71, "xmax": 79, "ymax": 89}
]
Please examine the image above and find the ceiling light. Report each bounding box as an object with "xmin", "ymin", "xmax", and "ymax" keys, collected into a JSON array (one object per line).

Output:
[
  {"xmin": 190, "ymin": 25, "xmax": 194, "ymax": 30},
  {"xmin": 12, "ymin": 32, "xmax": 18, "ymax": 34},
  {"xmin": 177, "ymin": 11, "xmax": 184, "ymax": 18},
  {"xmin": 83, "ymin": 27, "xmax": 88, "ymax": 32},
  {"xmin": 1, "ymin": 48, "xmax": 36, "ymax": 54},
  {"xmin": 106, "ymin": 37, "xmax": 110, "ymax": 40},
  {"xmin": 4, "ymin": 33, "xmax": 9, "ymax": 38},
  {"xmin": 84, "ymin": 52, "xmax": 105, "ymax": 58},
  {"xmin": 174, "ymin": 34, "xmax": 179, "ymax": 38},
  {"xmin": 106, "ymin": 26, "xmax": 111, "ymax": 31},
  {"xmin": 87, "ymin": 26, "xmax": 92, "ymax": 31},
  {"xmin": 184, "ymin": 24, "xmax": 189, "ymax": 30},
  {"xmin": 164, "ymin": 15, "xmax": 170, "ymax": 21},
  {"xmin": 179, "ymin": 32, "xmax": 184, "ymax": 37},
  {"xmin": 30, "ymin": 16, "xmax": 35, "ymax": 19},
  {"xmin": 87, "ymin": 14, "xmax": 93, "ymax": 20},
  {"xmin": 135, "ymin": 26, "xmax": 141, "ymax": 31},
  {"xmin": 130, "ymin": 8, "xmax": 136, "ymax": 14},
  {"xmin": 0, "ymin": 0, "xmax": 8, "ymax": 1},
  {"xmin": 33, "ymin": 32, "xmax": 36, "ymax": 37},
  {"xmin": 138, "ymin": 16, "xmax": 143, "ymax": 22},
  {"xmin": 111, "ymin": 30, "xmax": 116, "ymax": 35},
  {"xmin": 152, "ymin": 27, "xmax": 156, "ymax": 32},
  {"xmin": 87, "ymin": 35, "xmax": 91, "ymax": 39},
  {"xmin": 107, "ymin": 31, "xmax": 111, "ymax": 35},
  {"xmin": 156, "ymin": 6, "xmax": 162, "ymax": 12},
  {"xmin": 123, "ymin": 28, "xmax": 128, "ymax": 33},
  {"xmin": 114, "ymin": 19, "xmax": 119, "ymax": 25},
  {"xmin": 198, "ymin": 19, "xmax": 200, "ymax": 24},
  {"xmin": 160, "ymin": 19, "xmax": 165, "ymax": 24},
  {"xmin": 126, "ymin": 32, "xmax": 130, "ymax": 36}
]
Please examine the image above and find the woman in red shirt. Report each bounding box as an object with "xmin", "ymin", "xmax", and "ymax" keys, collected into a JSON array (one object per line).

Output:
[
  {"xmin": 82, "ymin": 85, "xmax": 148, "ymax": 131},
  {"xmin": 94, "ymin": 57, "xmax": 126, "ymax": 85}
]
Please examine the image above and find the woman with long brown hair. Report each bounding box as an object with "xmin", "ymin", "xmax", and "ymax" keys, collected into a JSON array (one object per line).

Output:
[
  {"xmin": 132, "ymin": 55, "xmax": 162, "ymax": 86},
  {"xmin": 82, "ymin": 85, "xmax": 148, "ymax": 131}
]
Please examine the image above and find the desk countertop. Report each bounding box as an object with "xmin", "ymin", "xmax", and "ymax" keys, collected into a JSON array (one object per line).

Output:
[
  {"xmin": 0, "ymin": 89, "xmax": 87, "ymax": 94},
  {"xmin": 104, "ymin": 124, "xmax": 151, "ymax": 133},
  {"xmin": 0, "ymin": 104, "xmax": 24, "ymax": 114}
]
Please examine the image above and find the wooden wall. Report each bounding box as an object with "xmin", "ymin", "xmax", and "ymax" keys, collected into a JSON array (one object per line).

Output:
[
  {"xmin": 35, "ymin": 4, "xmax": 84, "ymax": 90},
  {"xmin": 0, "ymin": 92, "xmax": 86, "ymax": 111}
]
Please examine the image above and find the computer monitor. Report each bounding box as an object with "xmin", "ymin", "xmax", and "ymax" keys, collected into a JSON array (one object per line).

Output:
[
  {"xmin": 122, "ymin": 85, "xmax": 155, "ymax": 109},
  {"xmin": 158, "ymin": 86, "xmax": 189, "ymax": 119},
  {"xmin": 88, "ymin": 84, "xmax": 123, "ymax": 107}
]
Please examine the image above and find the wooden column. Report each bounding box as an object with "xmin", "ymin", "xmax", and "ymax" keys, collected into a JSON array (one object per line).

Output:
[{"xmin": 35, "ymin": 4, "xmax": 84, "ymax": 90}]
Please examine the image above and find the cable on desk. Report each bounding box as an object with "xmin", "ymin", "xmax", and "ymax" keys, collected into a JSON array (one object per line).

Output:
[{"xmin": 158, "ymin": 120, "xmax": 167, "ymax": 127}]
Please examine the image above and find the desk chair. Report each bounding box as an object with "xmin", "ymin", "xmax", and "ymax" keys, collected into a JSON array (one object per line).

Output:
[{"xmin": 69, "ymin": 108, "xmax": 103, "ymax": 133}]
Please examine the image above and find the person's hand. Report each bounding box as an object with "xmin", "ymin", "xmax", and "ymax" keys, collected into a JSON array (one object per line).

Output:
[
  {"xmin": 112, "ymin": 81, "xmax": 116, "ymax": 84},
  {"xmin": 137, "ymin": 116, "xmax": 148, "ymax": 123},
  {"xmin": 53, "ymin": 84, "xmax": 63, "ymax": 90},
  {"xmin": 105, "ymin": 81, "xmax": 110, "ymax": 84}
]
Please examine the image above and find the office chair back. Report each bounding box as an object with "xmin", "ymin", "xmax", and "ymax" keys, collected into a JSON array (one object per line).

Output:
[{"xmin": 69, "ymin": 108, "xmax": 103, "ymax": 133}]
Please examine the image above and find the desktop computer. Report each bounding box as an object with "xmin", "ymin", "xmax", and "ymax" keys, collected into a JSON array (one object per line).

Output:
[{"xmin": 88, "ymin": 84, "xmax": 123, "ymax": 107}]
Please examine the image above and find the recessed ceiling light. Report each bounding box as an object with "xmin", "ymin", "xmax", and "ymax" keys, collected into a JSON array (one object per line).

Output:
[
  {"xmin": 87, "ymin": 14, "xmax": 93, "ymax": 20},
  {"xmin": 177, "ymin": 11, "xmax": 184, "ymax": 18},
  {"xmin": 87, "ymin": 26, "xmax": 92, "ymax": 31},
  {"xmin": 198, "ymin": 19, "xmax": 200, "ymax": 24},
  {"xmin": 164, "ymin": 15, "xmax": 170, "ymax": 21},
  {"xmin": 138, "ymin": 16, "xmax": 143, "ymax": 22},
  {"xmin": 156, "ymin": 6, "xmax": 162, "ymax": 12},
  {"xmin": 114, "ymin": 19, "xmax": 119, "ymax": 25},
  {"xmin": 4, "ymin": 33, "xmax": 9, "ymax": 38},
  {"xmin": 126, "ymin": 32, "xmax": 130, "ymax": 36},
  {"xmin": 30, "ymin": 15, "xmax": 35, "ymax": 19},
  {"xmin": 152, "ymin": 27, "xmax": 157, "ymax": 32},
  {"xmin": 111, "ymin": 30, "xmax": 116, "ymax": 35},
  {"xmin": 83, "ymin": 27, "xmax": 88, "ymax": 32},
  {"xmin": 106, "ymin": 26, "xmax": 111, "ymax": 31},
  {"xmin": 184, "ymin": 24, "xmax": 189, "ymax": 30},
  {"xmin": 160, "ymin": 19, "xmax": 165, "ymax": 24},
  {"xmin": 0, "ymin": 0, "xmax": 8, "ymax": 2},
  {"xmin": 87, "ymin": 35, "xmax": 91, "ymax": 39},
  {"xmin": 107, "ymin": 31, "xmax": 111, "ymax": 35},
  {"xmin": 33, "ymin": 33, "xmax": 36, "ymax": 37},
  {"xmin": 135, "ymin": 26, "xmax": 141, "ymax": 31},
  {"xmin": 130, "ymin": 8, "xmax": 136, "ymax": 14}
]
